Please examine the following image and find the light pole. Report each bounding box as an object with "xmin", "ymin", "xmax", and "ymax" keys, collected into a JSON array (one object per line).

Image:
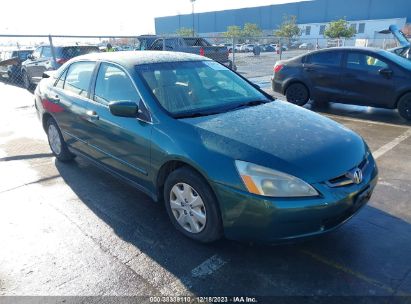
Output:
[{"xmin": 190, "ymin": 0, "xmax": 196, "ymax": 37}]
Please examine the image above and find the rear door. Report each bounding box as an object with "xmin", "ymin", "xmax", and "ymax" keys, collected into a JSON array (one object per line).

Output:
[
  {"xmin": 339, "ymin": 51, "xmax": 395, "ymax": 107},
  {"xmin": 303, "ymin": 50, "xmax": 344, "ymax": 101},
  {"xmin": 85, "ymin": 62, "xmax": 153, "ymax": 190},
  {"xmin": 48, "ymin": 61, "xmax": 97, "ymax": 154}
]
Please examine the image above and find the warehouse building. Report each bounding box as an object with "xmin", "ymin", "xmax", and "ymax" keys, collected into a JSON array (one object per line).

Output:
[{"xmin": 155, "ymin": 0, "xmax": 411, "ymax": 43}]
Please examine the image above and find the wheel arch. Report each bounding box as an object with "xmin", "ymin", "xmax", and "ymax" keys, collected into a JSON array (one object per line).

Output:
[
  {"xmin": 155, "ymin": 158, "xmax": 214, "ymax": 203},
  {"xmin": 395, "ymin": 90, "xmax": 411, "ymax": 108},
  {"xmin": 41, "ymin": 112, "xmax": 54, "ymax": 132}
]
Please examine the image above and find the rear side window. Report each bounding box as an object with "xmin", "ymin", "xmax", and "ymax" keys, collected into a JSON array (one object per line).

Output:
[
  {"xmin": 309, "ymin": 51, "xmax": 342, "ymax": 67},
  {"xmin": 55, "ymin": 69, "xmax": 68, "ymax": 89},
  {"xmin": 64, "ymin": 61, "xmax": 95, "ymax": 97},
  {"xmin": 94, "ymin": 63, "xmax": 139, "ymax": 105}
]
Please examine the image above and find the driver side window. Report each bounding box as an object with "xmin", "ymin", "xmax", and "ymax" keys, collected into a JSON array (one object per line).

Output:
[{"xmin": 94, "ymin": 63, "xmax": 139, "ymax": 105}]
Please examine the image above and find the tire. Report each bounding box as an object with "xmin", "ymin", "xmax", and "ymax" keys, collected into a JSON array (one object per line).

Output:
[
  {"xmin": 397, "ymin": 93, "xmax": 411, "ymax": 121},
  {"xmin": 46, "ymin": 118, "xmax": 75, "ymax": 162},
  {"xmin": 285, "ymin": 83, "xmax": 310, "ymax": 106},
  {"xmin": 164, "ymin": 167, "xmax": 223, "ymax": 243},
  {"xmin": 22, "ymin": 70, "xmax": 32, "ymax": 90}
]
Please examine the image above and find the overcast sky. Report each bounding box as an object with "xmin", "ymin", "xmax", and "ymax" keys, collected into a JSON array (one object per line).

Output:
[{"xmin": 1, "ymin": 0, "xmax": 301, "ymax": 36}]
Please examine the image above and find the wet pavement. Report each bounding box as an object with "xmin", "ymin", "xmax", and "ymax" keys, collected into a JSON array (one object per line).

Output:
[{"xmin": 0, "ymin": 80, "xmax": 410, "ymax": 302}]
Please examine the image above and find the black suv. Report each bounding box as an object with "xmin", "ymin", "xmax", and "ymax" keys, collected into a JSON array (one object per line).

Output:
[{"xmin": 21, "ymin": 45, "xmax": 99, "ymax": 89}]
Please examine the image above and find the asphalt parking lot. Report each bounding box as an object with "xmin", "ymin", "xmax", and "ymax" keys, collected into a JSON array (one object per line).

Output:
[{"xmin": 0, "ymin": 77, "xmax": 411, "ymax": 302}]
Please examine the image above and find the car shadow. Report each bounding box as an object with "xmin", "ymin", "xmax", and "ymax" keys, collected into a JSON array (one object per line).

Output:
[
  {"xmin": 52, "ymin": 157, "xmax": 411, "ymax": 296},
  {"xmin": 306, "ymin": 100, "xmax": 411, "ymax": 127},
  {"xmin": 0, "ymin": 76, "xmax": 35, "ymax": 93}
]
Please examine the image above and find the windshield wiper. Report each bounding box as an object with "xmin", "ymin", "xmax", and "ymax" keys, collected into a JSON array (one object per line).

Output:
[
  {"xmin": 175, "ymin": 99, "xmax": 272, "ymax": 119},
  {"xmin": 174, "ymin": 111, "xmax": 220, "ymax": 119},
  {"xmin": 225, "ymin": 99, "xmax": 271, "ymax": 112}
]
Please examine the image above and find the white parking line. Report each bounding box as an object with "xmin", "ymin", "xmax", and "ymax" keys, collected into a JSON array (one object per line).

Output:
[
  {"xmin": 373, "ymin": 129, "xmax": 411, "ymax": 160},
  {"xmin": 324, "ymin": 113, "xmax": 411, "ymax": 128},
  {"xmin": 191, "ymin": 254, "xmax": 228, "ymax": 278},
  {"xmin": 159, "ymin": 254, "xmax": 228, "ymax": 295}
]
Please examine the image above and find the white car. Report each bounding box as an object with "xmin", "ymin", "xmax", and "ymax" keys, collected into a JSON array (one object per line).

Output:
[{"xmin": 240, "ymin": 44, "xmax": 255, "ymax": 52}]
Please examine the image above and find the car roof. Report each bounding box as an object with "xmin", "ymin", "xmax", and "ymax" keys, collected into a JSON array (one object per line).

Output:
[
  {"xmin": 35, "ymin": 44, "xmax": 99, "ymax": 48},
  {"xmin": 72, "ymin": 51, "xmax": 210, "ymax": 69},
  {"xmin": 309, "ymin": 47, "xmax": 385, "ymax": 54}
]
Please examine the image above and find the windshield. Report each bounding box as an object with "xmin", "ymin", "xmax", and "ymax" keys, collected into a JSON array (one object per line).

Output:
[
  {"xmin": 14, "ymin": 51, "xmax": 33, "ymax": 60},
  {"xmin": 136, "ymin": 61, "xmax": 269, "ymax": 117}
]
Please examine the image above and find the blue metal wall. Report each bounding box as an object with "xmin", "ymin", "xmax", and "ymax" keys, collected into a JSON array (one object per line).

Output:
[{"xmin": 155, "ymin": 0, "xmax": 411, "ymax": 34}]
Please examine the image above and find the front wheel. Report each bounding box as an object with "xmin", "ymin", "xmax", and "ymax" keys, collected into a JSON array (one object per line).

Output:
[
  {"xmin": 164, "ymin": 167, "xmax": 223, "ymax": 243},
  {"xmin": 398, "ymin": 93, "xmax": 411, "ymax": 121},
  {"xmin": 46, "ymin": 118, "xmax": 75, "ymax": 162},
  {"xmin": 285, "ymin": 83, "xmax": 310, "ymax": 106}
]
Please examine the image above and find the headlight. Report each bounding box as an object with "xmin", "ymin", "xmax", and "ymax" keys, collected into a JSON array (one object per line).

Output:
[{"xmin": 235, "ymin": 160, "xmax": 319, "ymax": 198}]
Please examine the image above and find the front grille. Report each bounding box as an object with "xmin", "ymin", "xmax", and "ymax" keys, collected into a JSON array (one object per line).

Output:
[{"xmin": 326, "ymin": 155, "xmax": 369, "ymax": 188}]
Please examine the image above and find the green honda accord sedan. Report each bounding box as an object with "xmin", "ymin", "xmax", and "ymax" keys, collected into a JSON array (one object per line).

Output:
[{"xmin": 34, "ymin": 51, "xmax": 378, "ymax": 243}]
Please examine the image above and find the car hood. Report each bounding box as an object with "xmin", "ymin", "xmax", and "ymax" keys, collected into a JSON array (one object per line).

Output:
[{"xmin": 182, "ymin": 101, "xmax": 367, "ymax": 184}]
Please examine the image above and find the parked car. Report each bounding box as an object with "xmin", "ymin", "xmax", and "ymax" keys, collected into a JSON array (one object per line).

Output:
[
  {"xmin": 272, "ymin": 47, "xmax": 411, "ymax": 120},
  {"xmin": 35, "ymin": 51, "xmax": 377, "ymax": 243},
  {"xmin": 148, "ymin": 37, "xmax": 235, "ymax": 70},
  {"xmin": 21, "ymin": 45, "xmax": 100, "ymax": 89},
  {"xmin": 0, "ymin": 49, "xmax": 33, "ymax": 82},
  {"xmin": 299, "ymin": 43, "xmax": 314, "ymax": 50},
  {"xmin": 274, "ymin": 45, "xmax": 288, "ymax": 52},
  {"xmin": 234, "ymin": 44, "xmax": 243, "ymax": 52},
  {"xmin": 240, "ymin": 44, "xmax": 255, "ymax": 52},
  {"xmin": 261, "ymin": 44, "xmax": 275, "ymax": 52}
]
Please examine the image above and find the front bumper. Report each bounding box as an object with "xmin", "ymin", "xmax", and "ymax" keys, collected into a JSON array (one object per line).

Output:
[{"xmin": 212, "ymin": 161, "xmax": 378, "ymax": 243}]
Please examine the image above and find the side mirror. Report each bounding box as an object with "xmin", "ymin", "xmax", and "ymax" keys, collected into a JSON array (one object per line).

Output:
[
  {"xmin": 27, "ymin": 54, "xmax": 34, "ymax": 60},
  {"xmin": 379, "ymin": 68, "xmax": 393, "ymax": 78},
  {"xmin": 109, "ymin": 101, "xmax": 138, "ymax": 117}
]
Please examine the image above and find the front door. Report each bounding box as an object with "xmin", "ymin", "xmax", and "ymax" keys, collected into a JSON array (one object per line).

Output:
[
  {"xmin": 339, "ymin": 51, "xmax": 395, "ymax": 107},
  {"xmin": 85, "ymin": 62, "xmax": 152, "ymax": 190}
]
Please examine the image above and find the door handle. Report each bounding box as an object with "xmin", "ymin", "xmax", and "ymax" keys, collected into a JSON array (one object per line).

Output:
[
  {"xmin": 86, "ymin": 110, "xmax": 99, "ymax": 122},
  {"xmin": 50, "ymin": 95, "xmax": 60, "ymax": 103},
  {"xmin": 304, "ymin": 67, "xmax": 315, "ymax": 72}
]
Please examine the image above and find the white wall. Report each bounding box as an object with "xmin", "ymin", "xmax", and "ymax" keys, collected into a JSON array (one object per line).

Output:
[{"xmin": 298, "ymin": 18, "xmax": 407, "ymax": 47}]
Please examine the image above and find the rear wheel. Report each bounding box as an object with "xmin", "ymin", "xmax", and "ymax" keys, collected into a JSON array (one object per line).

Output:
[
  {"xmin": 164, "ymin": 167, "xmax": 223, "ymax": 243},
  {"xmin": 46, "ymin": 118, "xmax": 75, "ymax": 162},
  {"xmin": 398, "ymin": 93, "xmax": 411, "ymax": 121},
  {"xmin": 285, "ymin": 83, "xmax": 309, "ymax": 106}
]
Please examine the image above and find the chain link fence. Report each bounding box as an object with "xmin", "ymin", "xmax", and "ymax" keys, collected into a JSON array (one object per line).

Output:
[{"xmin": 0, "ymin": 34, "xmax": 404, "ymax": 86}]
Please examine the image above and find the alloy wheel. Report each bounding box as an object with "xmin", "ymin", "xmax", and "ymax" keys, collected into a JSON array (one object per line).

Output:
[
  {"xmin": 48, "ymin": 124, "xmax": 62, "ymax": 155},
  {"xmin": 169, "ymin": 183, "xmax": 207, "ymax": 234}
]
